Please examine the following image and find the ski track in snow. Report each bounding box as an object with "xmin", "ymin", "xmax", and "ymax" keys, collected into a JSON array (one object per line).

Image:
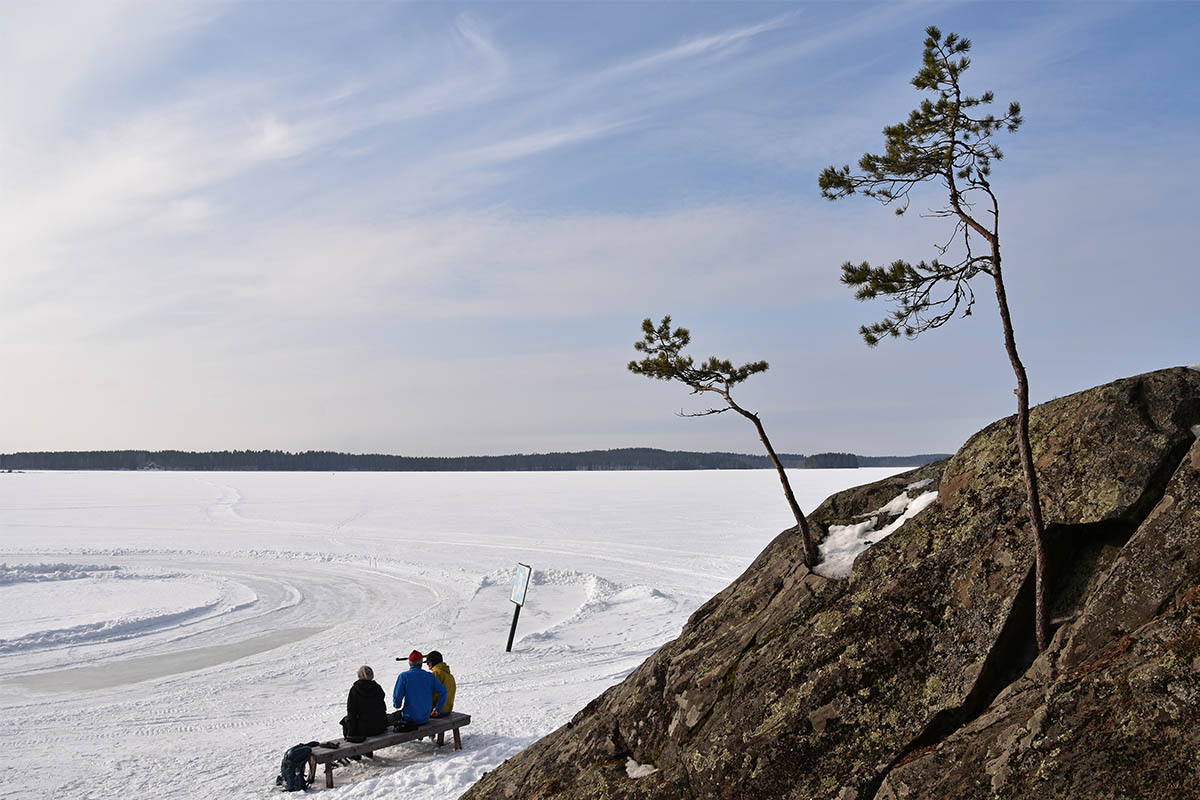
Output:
[{"xmin": 0, "ymin": 468, "xmax": 904, "ymax": 799}]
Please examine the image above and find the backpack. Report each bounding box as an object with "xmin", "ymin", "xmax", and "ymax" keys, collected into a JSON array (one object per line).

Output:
[{"xmin": 275, "ymin": 742, "xmax": 315, "ymax": 792}]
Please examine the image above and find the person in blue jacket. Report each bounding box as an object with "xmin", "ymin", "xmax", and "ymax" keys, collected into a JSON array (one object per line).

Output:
[{"xmin": 393, "ymin": 649, "xmax": 448, "ymax": 724}]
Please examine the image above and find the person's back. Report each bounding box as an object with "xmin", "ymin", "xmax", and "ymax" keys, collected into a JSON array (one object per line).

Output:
[
  {"xmin": 426, "ymin": 650, "xmax": 456, "ymax": 713},
  {"xmin": 343, "ymin": 665, "xmax": 388, "ymax": 742},
  {"xmin": 393, "ymin": 650, "xmax": 447, "ymax": 724}
]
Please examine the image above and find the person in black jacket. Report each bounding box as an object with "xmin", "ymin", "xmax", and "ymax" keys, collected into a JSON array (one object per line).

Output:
[{"xmin": 341, "ymin": 665, "xmax": 388, "ymax": 749}]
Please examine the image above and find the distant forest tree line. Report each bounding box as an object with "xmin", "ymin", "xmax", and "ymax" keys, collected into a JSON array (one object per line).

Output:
[{"xmin": 0, "ymin": 448, "xmax": 948, "ymax": 472}]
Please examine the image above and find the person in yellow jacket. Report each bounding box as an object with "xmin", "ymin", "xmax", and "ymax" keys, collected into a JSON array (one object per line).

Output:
[{"xmin": 426, "ymin": 650, "xmax": 455, "ymax": 714}]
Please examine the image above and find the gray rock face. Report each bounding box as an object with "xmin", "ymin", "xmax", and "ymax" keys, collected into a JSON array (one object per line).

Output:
[
  {"xmin": 463, "ymin": 367, "xmax": 1200, "ymax": 800},
  {"xmin": 879, "ymin": 436, "xmax": 1200, "ymax": 800}
]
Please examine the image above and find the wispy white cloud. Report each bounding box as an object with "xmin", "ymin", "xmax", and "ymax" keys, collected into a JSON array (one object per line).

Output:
[
  {"xmin": 1, "ymin": 1, "xmax": 1193, "ymax": 457},
  {"xmin": 456, "ymin": 118, "xmax": 634, "ymax": 166},
  {"xmin": 0, "ymin": 8, "xmax": 521, "ymax": 267},
  {"xmin": 454, "ymin": 11, "xmax": 509, "ymax": 73},
  {"xmin": 0, "ymin": 1, "xmax": 217, "ymax": 135},
  {"xmin": 3, "ymin": 3, "xmax": 830, "ymax": 297},
  {"xmin": 599, "ymin": 15, "xmax": 793, "ymax": 80},
  {"xmin": 0, "ymin": 203, "xmax": 844, "ymax": 339}
]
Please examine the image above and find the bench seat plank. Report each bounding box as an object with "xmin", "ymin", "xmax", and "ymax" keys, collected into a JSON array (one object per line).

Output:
[{"xmin": 308, "ymin": 712, "xmax": 471, "ymax": 788}]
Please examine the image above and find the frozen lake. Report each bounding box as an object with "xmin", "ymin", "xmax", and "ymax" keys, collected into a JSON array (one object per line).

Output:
[{"xmin": 0, "ymin": 468, "xmax": 903, "ymax": 799}]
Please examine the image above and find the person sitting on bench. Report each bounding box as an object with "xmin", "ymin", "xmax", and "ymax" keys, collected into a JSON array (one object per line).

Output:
[
  {"xmin": 393, "ymin": 650, "xmax": 448, "ymax": 726},
  {"xmin": 341, "ymin": 665, "xmax": 388, "ymax": 753},
  {"xmin": 425, "ymin": 650, "xmax": 456, "ymax": 713}
]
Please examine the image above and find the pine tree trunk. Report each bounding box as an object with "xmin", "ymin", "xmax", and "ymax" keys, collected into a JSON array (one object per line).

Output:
[
  {"xmin": 742, "ymin": 410, "xmax": 819, "ymax": 566},
  {"xmin": 991, "ymin": 248, "xmax": 1051, "ymax": 652}
]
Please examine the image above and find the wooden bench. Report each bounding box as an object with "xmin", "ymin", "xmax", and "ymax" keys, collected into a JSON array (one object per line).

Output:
[{"xmin": 307, "ymin": 711, "xmax": 471, "ymax": 789}]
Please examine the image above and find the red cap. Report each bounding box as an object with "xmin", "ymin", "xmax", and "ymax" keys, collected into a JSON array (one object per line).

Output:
[{"xmin": 408, "ymin": 650, "xmax": 424, "ymax": 663}]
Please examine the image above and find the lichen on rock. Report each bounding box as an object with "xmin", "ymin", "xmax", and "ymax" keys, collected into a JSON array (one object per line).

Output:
[{"xmin": 462, "ymin": 367, "xmax": 1200, "ymax": 800}]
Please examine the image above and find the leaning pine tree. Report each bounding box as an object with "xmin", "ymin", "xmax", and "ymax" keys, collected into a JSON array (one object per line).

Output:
[
  {"xmin": 818, "ymin": 27, "xmax": 1051, "ymax": 650},
  {"xmin": 629, "ymin": 316, "xmax": 818, "ymax": 566}
]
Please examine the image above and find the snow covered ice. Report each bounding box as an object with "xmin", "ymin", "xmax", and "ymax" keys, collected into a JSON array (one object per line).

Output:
[{"xmin": 0, "ymin": 468, "xmax": 904, "ymax": 798}]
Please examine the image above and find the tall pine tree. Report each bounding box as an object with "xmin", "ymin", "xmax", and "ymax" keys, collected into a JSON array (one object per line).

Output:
[{"xmin": 819, "ymin": 27, "xmax": 1051, "ymax": 650}]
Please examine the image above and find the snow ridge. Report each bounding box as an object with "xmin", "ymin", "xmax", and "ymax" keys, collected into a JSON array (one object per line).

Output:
[
  {"xmin": 0, "ymin": 601, "xmax": 228, "ymax": 654},
  {"xmin": 0, "ymin": 563, "xmax": 125, "ymax": 585}
]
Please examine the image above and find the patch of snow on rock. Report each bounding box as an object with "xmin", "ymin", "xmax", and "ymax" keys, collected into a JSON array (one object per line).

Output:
[
  {"xmin": 813, "ymin": 519, "xmax": 877, "ymax": 579},
  {"xmin": 872, "ymin": 491, "xmax": 938, "ymax": 542},
  {"xmin": 875, "ymin": 491, "xmax": 915, "ymax": 516},
  {"xmin": 814, "ymin": 491, "xmax": 939, "ymax": 579},
  {"xmin": 626, "ymin": 758, "xmax": 659, "ymax": 779},
  {"xmin": 906, "ymin": 478, "xmax": 933, "ymax": 490}
]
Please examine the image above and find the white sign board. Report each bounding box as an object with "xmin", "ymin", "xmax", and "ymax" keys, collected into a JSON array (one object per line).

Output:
[{"xmin": 511, "ymin": 563, "xmax": 532, "ymax": 606}]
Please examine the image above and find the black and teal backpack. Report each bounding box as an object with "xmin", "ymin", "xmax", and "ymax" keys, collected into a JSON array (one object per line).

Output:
[{"xmin": 275, "ymin": 742, "xmax": 315, "ymax": 791}]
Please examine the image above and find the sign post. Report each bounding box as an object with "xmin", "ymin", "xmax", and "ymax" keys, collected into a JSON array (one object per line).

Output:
[{"xmin": 506, "ymin": 562, "xmax": 532, "ymax": 653}]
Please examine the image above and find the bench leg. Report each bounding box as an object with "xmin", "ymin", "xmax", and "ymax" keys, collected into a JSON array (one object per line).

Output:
[
  {"xmin": 325, "ymin": 761, "xmax": 334, "ymax": 789},
  {"xmin": 437, "ymin": 731, "xmax": 445, "ymax": 747},
  {"xmin": 453, "ymin": 727, "xmax": 462, "ymax": 750}
]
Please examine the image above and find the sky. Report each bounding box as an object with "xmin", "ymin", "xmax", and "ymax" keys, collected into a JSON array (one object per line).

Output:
[{"xmin": 1, "ymin": 0, "xmax": 1196, "ymax": 458}]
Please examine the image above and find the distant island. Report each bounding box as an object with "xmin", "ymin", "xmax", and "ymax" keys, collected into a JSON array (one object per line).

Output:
[{"xmin": 0, "ymin": 448, "xmax": 949, "ymax": 472}]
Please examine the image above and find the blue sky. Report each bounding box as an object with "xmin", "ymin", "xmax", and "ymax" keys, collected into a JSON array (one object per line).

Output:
[{"xmin": 1, "ymin": 1, "xmax": 1196, "ymax": 457}]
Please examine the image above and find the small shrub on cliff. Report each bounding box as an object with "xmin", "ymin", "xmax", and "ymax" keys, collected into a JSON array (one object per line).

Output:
[{"xmin": 629, "ymin": 315, "xmax": 818, "ymax": 566}]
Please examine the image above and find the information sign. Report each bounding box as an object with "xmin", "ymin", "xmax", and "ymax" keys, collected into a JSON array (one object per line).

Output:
[
  {"xmin": 506, "ymin": 562, "xmax": 532, "ymax": 652},
  {"xmin": 511, "ymin": 563, "xmax": 532, "ymax": 606}
]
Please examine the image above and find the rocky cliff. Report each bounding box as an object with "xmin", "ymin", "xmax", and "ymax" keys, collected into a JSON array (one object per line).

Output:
[{"xmin": 464, "ymin": 367, "xmax": 1200, "ymax": 800}]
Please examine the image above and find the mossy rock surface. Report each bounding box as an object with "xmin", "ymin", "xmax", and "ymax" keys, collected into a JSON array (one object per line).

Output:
[
  {"xmin": 464, "ymin": 367, "xmax": 1200, "ymax": 800},
  {"xmin": 880, "ymin": 433, "xmax": 1200, "ymax": 800}
]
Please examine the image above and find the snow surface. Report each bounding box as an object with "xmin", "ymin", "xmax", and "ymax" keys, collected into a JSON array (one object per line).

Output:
[
  {"xmin": 625, "ymin": 757, "xmax": 659, "ymax": 779},
  {"xmin": 813, "ymin": 490, "xmax": 939, "ymax": 579},
  {"xmin": 0, "ymin": 468, "xmax": 902, "ymax": 799}
]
